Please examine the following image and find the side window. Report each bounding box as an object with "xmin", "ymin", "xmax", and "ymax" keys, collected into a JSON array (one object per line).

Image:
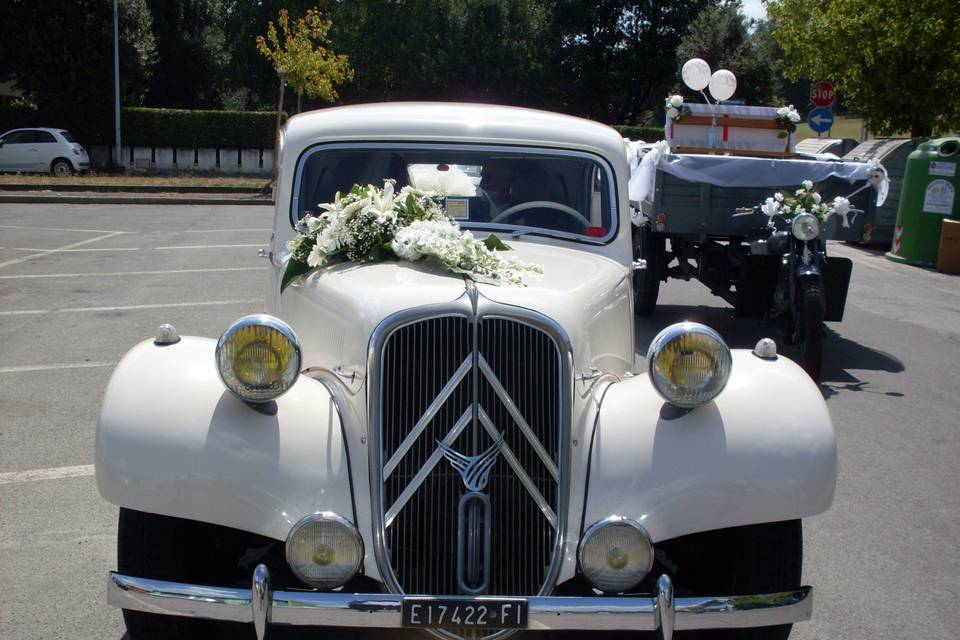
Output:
[
  {"xmin": 35, "ymin": 131, "xmax": 57, "ymax": 143},
  {"xmin": 3, "ymin": 131, "xmax": 29, "ymax": 144}
]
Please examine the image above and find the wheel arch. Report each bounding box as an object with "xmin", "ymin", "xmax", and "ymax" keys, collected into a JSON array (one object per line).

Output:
[
  {"xmin": 95, "ymin": 336, "xmax": 358, "ymax": 544},
  {"xmin": 583, "ymin": 349, "xmax": 837, "ymax": 543}
]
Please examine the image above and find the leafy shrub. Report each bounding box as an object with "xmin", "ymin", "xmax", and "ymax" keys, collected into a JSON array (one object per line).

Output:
[
  {"xmin": 611, "ymin": 124, "xmax": 665, "ymax": 141},
  {"xmin": 0, "ymin": 104, "xmax": 284, "ymax": 148},
  {"xmin": 122, "ymin": 108, "xmax": 284, "ymax": 148}
]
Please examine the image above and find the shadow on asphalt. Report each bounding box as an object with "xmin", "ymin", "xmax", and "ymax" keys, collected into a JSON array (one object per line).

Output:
[{"xmin": 635, "ymin": 303, "xmax": 906, "ymax": 399}]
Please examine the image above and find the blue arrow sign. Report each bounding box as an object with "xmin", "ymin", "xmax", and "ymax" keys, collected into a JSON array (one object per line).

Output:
[{"xmin": 807, "ymin": 107, "xmax": 834, "ymax": 133}]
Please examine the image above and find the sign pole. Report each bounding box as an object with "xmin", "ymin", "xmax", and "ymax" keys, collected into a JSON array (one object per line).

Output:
[{"xmin": 113, "ymin": 0, "xmax": 122, "ymax": 171}]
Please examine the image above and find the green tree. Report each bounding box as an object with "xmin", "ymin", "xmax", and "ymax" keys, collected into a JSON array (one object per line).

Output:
[
  {"xmin": 0, "ymin": 0, "xmax": 155, "ymax": 143},
  {"xmin": 256, "ymin": 6, "xmax": 354, "ymax": 120},
  {"xmin": 553, "ymin": 0, "xmax": 718, "ymax": 123},
  {"xmin": 768, "ymin": 0, "xmax": 960, "ymax": 137},
  {"xmin": 675, "ymin": 1, "xmax": 780, "ymax": 106},
  {"xmin": 143, "ymin": 0, "xmax": 231, "ymax": 109}
]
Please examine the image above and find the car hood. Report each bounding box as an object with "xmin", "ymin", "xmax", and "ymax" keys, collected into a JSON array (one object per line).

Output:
[{"xmin": 279, "ymin": 240, "xmax": 634, "ymax": 395}]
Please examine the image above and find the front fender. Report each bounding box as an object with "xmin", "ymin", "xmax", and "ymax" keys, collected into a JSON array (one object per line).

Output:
[
  {"xmin": 95, "ymin": 337, "xmax": 354, "ymax": 544},
  {"xmin": 585, "ymin": 350, "xmax": 836, "ymax": 542}
]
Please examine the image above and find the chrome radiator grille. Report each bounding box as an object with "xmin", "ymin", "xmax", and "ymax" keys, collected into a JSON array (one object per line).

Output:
[{"xmin": 373, "ymin": 299, "xmax": 568, "ymax": 599}]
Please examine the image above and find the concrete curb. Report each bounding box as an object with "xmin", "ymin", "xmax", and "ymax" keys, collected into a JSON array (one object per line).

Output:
[
  {"xmin": 0, "ymin": 193, "xmax": 273, "ymax": 206},
  {"xmin": 0, "ymin": 183, "xmax": 268, "ymax": 194}
]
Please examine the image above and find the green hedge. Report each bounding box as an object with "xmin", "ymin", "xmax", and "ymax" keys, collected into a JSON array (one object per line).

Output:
[
  {"xmin": 0, "ymin": 104, "xmax": 283, "ymax": 148},
  {"xmin": 610, "ymin": 124, "xmax": 665, "ymax": 141},
  {"xmin": 122, "ymin": 108, "xmax": 284, "ymax": 149}
]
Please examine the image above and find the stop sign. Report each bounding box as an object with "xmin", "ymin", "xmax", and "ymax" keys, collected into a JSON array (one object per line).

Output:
[{"xmin": 811, "ymin": 81, "xmax": 836, "ymax": 107}]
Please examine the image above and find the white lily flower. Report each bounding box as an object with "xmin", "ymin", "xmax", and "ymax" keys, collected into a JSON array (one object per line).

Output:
[
  {"xmin": 802, "ymin": 180, "xmax": 814, "ymax": 190},
  {"xmin": 669, "ymin": 94, "xmax": 684, "ymax": 107},
  {"xmin": 774, "ymin": 192, "xmax": 784, "ymax": 202},
  {"xmin": 812, "ymin": 192, "xmax": 822, "ymax": 204},
  {"xmin": 760, "ymin": 197, "xmax": 780, "ymax": 217}
]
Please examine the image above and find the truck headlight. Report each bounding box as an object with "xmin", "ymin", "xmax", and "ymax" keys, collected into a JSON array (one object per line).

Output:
[
  {"xmin": 286, "ymin": 512, "xmax": 363, "ymax": 589},
  {"xmin": 578, "ymin": 516, "xmax": 653, "ymax": 593},
  {"xmin": 647, "ymin": 322, "xmax": 731, "ymax": 408},
  {"xmin": 791, "ymin": 212, "xmax": 820, "ymax": 241},
  {"xmin": 215, "ymin": 314, "xmax": 300, "ymax": 402}
]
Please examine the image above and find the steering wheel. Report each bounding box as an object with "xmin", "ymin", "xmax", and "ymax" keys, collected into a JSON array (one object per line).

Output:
[{"xmin": 491, "ymin": 200, "xmax": 592, "ymax": 229}]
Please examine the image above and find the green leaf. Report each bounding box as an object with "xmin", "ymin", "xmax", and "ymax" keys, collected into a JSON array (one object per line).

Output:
[
  {"xmin": 777, "ymin": 131, "xmax": 788, "ymax": 138},
  {"xmin": 280, "ymin": 258, "xmax": 312, "ymax": 292},
  {"xmin": 482, "ymin": 234, "xmax": 512, "ymax": 251}
]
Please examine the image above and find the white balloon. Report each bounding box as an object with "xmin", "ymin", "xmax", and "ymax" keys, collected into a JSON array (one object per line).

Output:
[
  {"xmin": 681, "ymin": 58, "xmax": 711, "ymax": 91},
  {"xmin": 709, "ymin": 69, "xmax": 737, "ymax": 102}
]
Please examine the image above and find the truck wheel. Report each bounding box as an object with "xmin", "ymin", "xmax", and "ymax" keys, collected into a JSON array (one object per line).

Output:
[
  {"xmin": 799, "ymin": 281, "xmax": 824, "ymax": 381},
  {"xmin": 118, "ymin": 508, "xmax": 250, "ymax": 640},
  {"xmin": 634, "ymin": 227, "xmax": 664, "ymax": 317},
  {"xmin": 50, "ymin": 158, "xmax": 73, "ymax": 177}
]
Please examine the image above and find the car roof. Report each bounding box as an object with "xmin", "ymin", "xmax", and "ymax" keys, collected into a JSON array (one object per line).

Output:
[
  {"xmin": 282, "ymin": 102, "xmax": 627, "ymax": 168},
  {"xmin": 2, "ymin": 127, "xmax": 69, "ymax": 134}
]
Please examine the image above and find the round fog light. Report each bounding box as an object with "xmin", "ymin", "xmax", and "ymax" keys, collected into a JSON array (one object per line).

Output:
[
  {"xmin": 286, "ymin": 513, "xmax": 363, "ymax": 589},
  {"xmin": 578, "ymin": 516, "xmax": 653, "ymax": 593}
]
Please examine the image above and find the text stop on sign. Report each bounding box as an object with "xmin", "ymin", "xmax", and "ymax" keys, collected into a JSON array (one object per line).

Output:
[{"xmin": 811, "ymin": 81, "xmax": 835, "ymax": 107}]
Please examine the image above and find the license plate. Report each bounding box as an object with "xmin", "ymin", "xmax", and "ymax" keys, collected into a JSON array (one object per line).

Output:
[{"xmin": 401, "ymin": 598, "xmax": 528, "ymax": 629}]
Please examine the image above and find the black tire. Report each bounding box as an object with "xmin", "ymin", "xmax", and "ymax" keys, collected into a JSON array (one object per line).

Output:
[
  {"xmin": 676, "ymin": 520, "xmax": 803, "ymax": 640},
  {"xmin": 634, "ymin": 227, "xmax": 664, "ymax": 316},
  {"xmin": 50, "ymin": 158, "xmax": 73, "ymax": 177},
  {"xmin": 799, "ymin": 281, "xmax": 824, "ymax": 381},
  {"xmin": 118, "ymin": 508, "xmax": 252, "ymax": 640}
]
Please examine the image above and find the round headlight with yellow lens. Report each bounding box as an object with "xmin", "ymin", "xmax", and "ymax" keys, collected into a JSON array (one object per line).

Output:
[
  {"xmin": 215, "ymin": 314, "xmax": 301, "ymax": 403},
  {"xmin": 286, "ymin": 512, "xmax": 364, "ymax": 589},
  {"xmin": 578, "ymin": 516, "xmax": 653, "ymax": 593},
  {"xmin": 647, "ymin": 322, "xmax": 732, "ymax": 408}
]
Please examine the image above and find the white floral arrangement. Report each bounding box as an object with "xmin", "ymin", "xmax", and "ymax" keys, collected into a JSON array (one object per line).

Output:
[
  {"xmin": 282, "ymin": 180, "xmax": 542, "ymax": 290},
  {"xmin": 775, "ymin": 105, "xmax": 801, "ymax": 137},
  {"xmin": 759, "ymin": 180, "xmax": 854, "ymax": 229},
  {"xmin": 665, "ymin": 94, "xmax": 691, "ymax": 122}
]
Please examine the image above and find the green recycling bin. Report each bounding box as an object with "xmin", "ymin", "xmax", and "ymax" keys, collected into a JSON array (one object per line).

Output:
[{"xmin": 886, "ymin": 137, "xmax": 960, "ymax": 267}]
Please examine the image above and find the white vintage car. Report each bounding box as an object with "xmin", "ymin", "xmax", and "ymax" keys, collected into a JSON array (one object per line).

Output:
[{"xmin": 96, "ymin": 103, "xmax": 837, "ymax": 640}]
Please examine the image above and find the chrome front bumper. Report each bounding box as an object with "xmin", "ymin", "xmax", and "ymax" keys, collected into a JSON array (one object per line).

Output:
[{"xmin": 109, "ymin": 566, "xmax": 812, "ymax": 640}]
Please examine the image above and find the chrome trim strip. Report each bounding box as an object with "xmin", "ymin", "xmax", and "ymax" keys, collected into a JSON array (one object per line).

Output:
[
  {"xmin": 289, "ymin": 142, "xmax": 621, "ymax": 247},
  {"xmin": 382, "ymin": 355, "xmax": 473, "ymax": 479},
  {"xmin": 383, "ymin": 408, "xmax": 473, "ymax": 527},
  {"xmin": 108, "ymin": 571, "xmax": 814, "ymax": 632},
  {"xmin": 478, "ymin": 409, "xmax": 558, "ymax": 528},
  {"xmin": 478, "ymin": 355, "xmax": 560, "ymax": 481}
]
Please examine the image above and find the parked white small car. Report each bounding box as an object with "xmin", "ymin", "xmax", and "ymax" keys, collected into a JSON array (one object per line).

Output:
[
  {"xmin": 97, "ymin": 103, "xmax": 837, "ymax": 640},
  {"xmin": 0, "ymin": 127, "xmax": 89, "ymax": 175}
]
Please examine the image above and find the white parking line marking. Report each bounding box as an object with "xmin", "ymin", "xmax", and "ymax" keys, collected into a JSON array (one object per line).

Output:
[
  {"xmin": 0, "ymin": 266, "xmax": 263, "ymax": 279},
  {"xmin": 5, "ymin": 247, "xmax": 140, "ymax": 252},
  {"xmin": 0, "ymin": 298, "xmax": 260, "ymax": 316},
  {"xmin": 0, "ymin": 231, "xmax": 126, "ymax": 269},
  {"xmin": 0, "ymin": 224, "xmax": 128, "ymax": 234},
  {"xmin": 0, "ymin": 464, "xmax": 95, "ymax": 485},
  {"xmin": 0, "ymin": 361, "xmax": 117, "ymax": 374},
  {"xmin": 155, "ymin": 243, "xmax": 264, "ymax": 250},
  {"xmin": 182, "ymin": 228, "xmax": 270, "ymax": 233}
]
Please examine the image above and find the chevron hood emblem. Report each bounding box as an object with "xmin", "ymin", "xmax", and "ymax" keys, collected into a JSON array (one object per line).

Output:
[{"xmin": 437, "ymin": 435, "xmax": 504, "ymax": 493}]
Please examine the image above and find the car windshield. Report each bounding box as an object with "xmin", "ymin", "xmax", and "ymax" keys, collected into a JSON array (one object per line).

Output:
[
  {"xmin": 293, "ymin": 145, "xmax": 616, "ymax": 242},
  {"xmin": 59, "ymin": 130, "xmax": 77, "ymax": 143}
]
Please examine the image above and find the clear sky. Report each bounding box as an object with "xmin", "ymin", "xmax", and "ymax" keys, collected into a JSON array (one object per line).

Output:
[{"xmin": 741, "ymin": 0, "xmax": 768, "ymax": 21}]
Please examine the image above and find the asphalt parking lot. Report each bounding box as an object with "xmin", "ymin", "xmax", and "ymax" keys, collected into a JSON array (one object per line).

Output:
[{"xmin": 1, "ymin": 202, "xmax": 959, "ymax": 639}]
